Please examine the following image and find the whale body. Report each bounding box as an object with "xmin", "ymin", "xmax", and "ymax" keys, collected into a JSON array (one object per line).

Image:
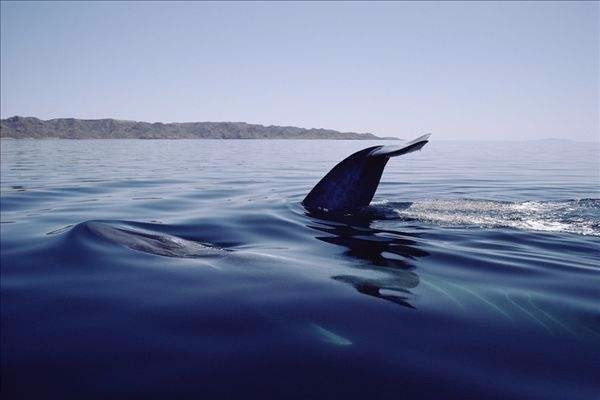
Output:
[
  {"xmin": 75, "ymin": 220, "xmax": 227, "ymax": 258},
  {"xmin": 67, "ymin": 135, "xmax": 430, "ymax": 259},
  {"xmin": 303, "ymin": 134, "xmax": 431, "ymax": 214}
]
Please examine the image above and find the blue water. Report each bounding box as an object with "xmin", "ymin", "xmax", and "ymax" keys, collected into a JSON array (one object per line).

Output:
[{"xmin": 1, "ymin": 139, "xmax": 599, "ymax": 399}]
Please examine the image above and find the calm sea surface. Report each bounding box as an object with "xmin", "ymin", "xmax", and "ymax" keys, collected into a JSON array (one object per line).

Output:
[{"xmin": 1, "ymin": 139, "xmax": 599, "ymax": 399}]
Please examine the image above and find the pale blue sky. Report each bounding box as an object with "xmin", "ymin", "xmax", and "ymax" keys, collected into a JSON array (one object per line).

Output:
[{"xmin": 1, "ymin": 1, "xmax": 598, "ymax": 140}]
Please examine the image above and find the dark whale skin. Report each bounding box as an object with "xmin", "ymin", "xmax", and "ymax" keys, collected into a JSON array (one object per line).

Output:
[{"xmin": 303, "ymin": 135, "xmax": 430, "ymax": 214}]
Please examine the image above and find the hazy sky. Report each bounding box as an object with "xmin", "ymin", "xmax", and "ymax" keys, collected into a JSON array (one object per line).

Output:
[{"xmin": 1, "ymin": 1, "xmax": 598, "ymax": 140}]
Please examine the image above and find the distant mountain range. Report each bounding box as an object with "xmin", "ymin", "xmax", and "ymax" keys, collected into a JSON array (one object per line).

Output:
[{"xmin": 0, "ymin": 116, "xmax": 394, "ymax": 140}]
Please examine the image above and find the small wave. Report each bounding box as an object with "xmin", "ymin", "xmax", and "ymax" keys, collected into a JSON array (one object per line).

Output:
[{"xmin": 384, "ymin": 198, "xmax": 600, "ymax": 236}]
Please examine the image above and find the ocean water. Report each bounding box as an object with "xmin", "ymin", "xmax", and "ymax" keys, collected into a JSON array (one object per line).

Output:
[{"xmin": 1, "ymin": 139, "xmax": 599, "ymax": 399}]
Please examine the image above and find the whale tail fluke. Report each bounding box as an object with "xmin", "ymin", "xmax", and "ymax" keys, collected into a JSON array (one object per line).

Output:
[
  {"xmin": 369, "ymin": 134, "xmax": 431, "ymax": 157},
  {"xmin": 302, "ymin": 134, "xmax": 430, "ymax": 214}
]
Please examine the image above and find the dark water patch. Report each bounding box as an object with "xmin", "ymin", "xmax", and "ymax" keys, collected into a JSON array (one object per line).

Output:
[
  {"xmin": 131, "ymin": 196, "xmax": 164, "ymax": 200},
  {"xmin": 104, "ymin": 178, "xmax": 190, "ymax": 188}
]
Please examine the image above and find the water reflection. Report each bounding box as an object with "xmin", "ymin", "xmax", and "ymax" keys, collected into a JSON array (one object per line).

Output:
[
  {"xmin": 332, "ymin": 274, "xmax": 417, "ymax": 309},
  {"xmin": 304, "ymin": 210, "xmax": 429, "ymax": 308}
]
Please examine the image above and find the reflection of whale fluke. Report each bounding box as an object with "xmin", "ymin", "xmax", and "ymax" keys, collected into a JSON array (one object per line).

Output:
[
  {"xmin": 305, "ymin": 213, "xmax": 430, "ymax": 308},
  {"xmin": 303, "ymin": 134, "xmax": 430, "ymax": 214},
  {"xmin": 72, "ymin": 221, "xmax": 228, "ymax": 258},
  {"xmin": 307, "ymin": 221, "xmax": 428, "ymax": 268},
  {"xmin": 333, "ymin": 274, "xmax": 418, "ymax": 309}
]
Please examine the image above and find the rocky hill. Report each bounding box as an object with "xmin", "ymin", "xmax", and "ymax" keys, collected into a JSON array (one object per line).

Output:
[{"xmin": 0, "ymin": 116, "xmax": 386, "ymax": 140}]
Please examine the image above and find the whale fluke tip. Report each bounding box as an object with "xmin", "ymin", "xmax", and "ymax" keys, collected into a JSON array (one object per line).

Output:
[{"xmin": 370, "ymin": 134, "xmax": 431, "ymax": 158}]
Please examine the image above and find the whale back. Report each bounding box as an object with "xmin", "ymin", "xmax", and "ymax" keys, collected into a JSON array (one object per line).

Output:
[{"xmin": 303, "ymin": 134, "xmax": 430, "ymax": 213}]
